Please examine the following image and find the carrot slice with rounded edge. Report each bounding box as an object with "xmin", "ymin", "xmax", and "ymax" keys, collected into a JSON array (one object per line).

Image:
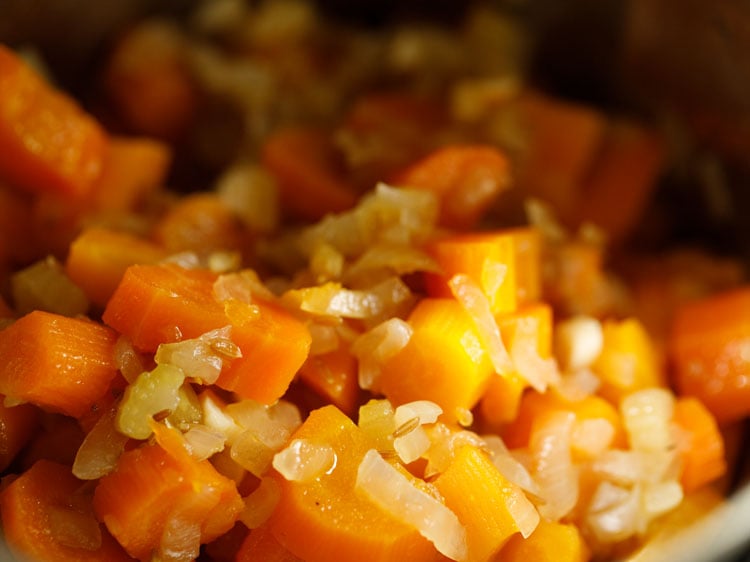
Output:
[
  {"xmin": 0, "ymin": 46, "xmax": 107, "ymax": 198},
  {"xmin": 1, "ymin": 459, "xmax": 133, "ymax": 562},
  {"xmin": 268, "ymin": 405, "xmax": 438, "ymax": 562},
  {"xmin": 0, "ymin": 311, "xmax": 119, "ymax": 418}
]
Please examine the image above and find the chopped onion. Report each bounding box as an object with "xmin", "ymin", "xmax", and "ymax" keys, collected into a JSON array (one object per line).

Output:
[
  {"xmin": 273, "ymin": 438, "xmax": 336, "ymax": 482},
  {"xmin": 344, "ymin": 244, "xmax": 440, "ymax": 285},
  {"xmin": 241, "ymin": 477, "xmax": 281, "ymax": 529},
  {"xmin": 73, "ymin": 406, "xmax": 129, "ymax": 480},
  {"xmin": 482, "ymin": 435, "xmax": 542, "ymax": 500},
  {"xmin": 155, "ymin": 326, "xmax": 239, "ymax": 385},
  {"xmin": 352, "ymin": 318, "xmax": 413, "ymax": 390},
  {"xmin": 423, "ymin": 424, "xmax": 487, "ymax": 478},
  {"xmin": 117, "ymin": 364, "xmax": 186, "ymax": 440},
  {"xmin": 554, "ymin": 368, "xmax": 601, "ymax": 401},
  {"xmin": 114, "ymin": 335, "xmax": 148, "ymax": 384},
  {"xmin": 200, "ymin": 392, "xmax": 242, "ymax": 442},
  {"xmin": 310, "ymin": 242, "xmax": 345, "ymax": 282},
  {"xmin": 215, "ymin": 163, "xmax": 279, "ymax": 233},
  {"xmin": 356, "ymin": 449, "xmax": 467, "ymax": 561},
  {"xmin": 394, "ymin": 400, "xmax": 443, "ymax": 426},
  {"xmin": 530, "ymin": 411, "xmax": 578, "ymax": 521},
  {"xmin": 643, "ymin": 480, "xmax": 683, "ymax": 520},
  {"xmin": 226, "ymin": 399, "xmax": 302, "ymax": 476},
  {"xmin": 449, "ymin": 273, "xmax": 513, "ymax": 375},
  {"xmin": 510, "ymin": 316, "xmax": 560, "ymax": 392},
  {"xmin": 620, "ymin": 388, "xmax": 675, "ymax": 452},
  {"xmin": 358, "ymin": 399, "xmax": 396, "ymax": 453},
  {"xmin": 158, "ymin": 502, "xmax": 203, "ymax": 562},
  {"xmin": 555, "ymin": 315, "xmax": 604, "ymax": 371},
  {"xmin": 213, "ymin": 269, "xmax": 276, "ymax": 303},
  {"xmin": 586, "ymin": 481, "xmax": 641, "ymax": 544},
  {"xmin": 591, "ymin": 450, "xmax": 644, "ymax": 486},
  {"xmin": 571, "ymin": 418, "xmax": 615, "ymax": 460},
  {"xmin": 394, "ymin": 426, "xmax": 431, "ymax": 464},
  {"xmin": 183, "ymin": 424, "xmax": 226, "ymax": 461},
  {"xmin": 307, "ymin": 322, "xmax": 341, "ymax": 355}
]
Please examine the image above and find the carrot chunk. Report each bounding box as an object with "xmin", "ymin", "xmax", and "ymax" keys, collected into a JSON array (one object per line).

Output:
[
  {"xmin": 514, "ymin": 91, "xmax": 606, "ymax": 224},
  {"xmin": 268, "ymin": 405, "xmax": 437, "ymax": 562},
  {"xmin": 673, "ymin": 397, "xmax": 727, "ymax": 493},
  {"xmin": 66, "ymin": 227, "xmax": 168, "ymax": 308},
  {"xmin": 393, "ymin": 145, "xmax": 511, "ymax": 230},
  {"xmin": 90, "ymin": 136, "xmax": 172, "ymax": 212},
  {"xmin": 0, "ymin": 45, "xmax": 108, "ymax": 198},
  {"xmin": 500, "ymin": 518, "xmax": 590, "ymax": 562},
  {"xmin": 425, "ymin": 231, "xmax": 518, "ymax": 316},
  {"xmin": 433, "ymin": 445, "xmax": 539, "ymax": 561},
  {"xmin": 1, "ymin": 459, "xmax": 133, "ymax": 562},
  {"xmin": 103, "ymin": 264, "xmax": 310, "ymax": 404},
  {"xmin": 669, "ymin": 286, "xmax": 750, "ymax": 423},
  {"xmin": 0, "ymin": 311, "xmax": 119, "ymax": 418},
  {"xmin": 592, "ymin": 318, "xmax": 663, "ymax": 404},
  {"xmin": 0, "ymin": 399, "xmax": 39, "ymax": 471},
  {"xmin": 261, "ymin": 126, "xmax": 357, "ymax": 221},
  {"xmin": 93, "ymin": 423, "xmax": 243, "ymax": 561},
  {"xmin": 577, "ymin": 120, "xmax": 665, "ymax": 242},
  {"xmin": 378, "ymin": 298, "xmax": 495, "ymax": 423},
  {"xmin": 236, "ymin": 524, "xmax": 304, "ymax": 562},
  {"xmin": 298, "ymin": 344, "xmax": 360, "ymax": 416}
]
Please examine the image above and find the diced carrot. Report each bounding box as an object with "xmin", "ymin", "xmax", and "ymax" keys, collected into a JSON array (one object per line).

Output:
[
  {"xmin": 236, "ymin": 524, "xmax": 304, "ymax": 562},
  {"xmin": 66, "ymin": 227, "xmax": 168, "ymax": 308},
  {"xmin": 1, "ymin": 459, "xmax": 133, "ymax": 562},
  {"xmin": 151, "ymin": 192, "xmax": 249, "ymax": 256},
  {"xmin": 378, "ymin": 298, "xmax": 495, "ymax": 424},
  {"xmin": 434, "ymin": 445, "xmax": 539, "ymax": 562},
  {"xmin": 0, "ymin": 45, "xmax": 108, "ymax": 198},
  {"xmin": 103, "ymin": 264, "xmax": 310, "ymax": 404},
  {"xmin": 217, "ymin": 299, "xmax": 312, "ymax": 404},
  {"xmin": 577, "ymin": 120, "xmax": 664, "ymax": 242},
  {"xmin": 90, "ymin": 136, "xmax": 172, "ymax": 212},
  {"xmin": 506, "ymin": 227, "xmax": 542, "ymax": 306},
  {"xmin": 0, "ymin": 311, "xmax": 119, "ymax": 418},
  {"xmin": 102, "ymin": 263, "xmax": 226, "ymax": 351},
  {"xmin": 268, "ymin": 405, "xmax": 437, "ymax": 562},
  {"xmin": 340, "ymin": 92, "xmax": 448, "ymax": 190},
  {"xmin": 425, "ymin": 230, "xmax": 517, "ymax": 315},
  {"xmin": 500, "ymin": 518, "xmax": 590, "ymax": 562},
  {"xmin": 393, "ymin": 145, "xmax": 511, "ymax": 230},
  {"xmin": 0, "ymin": 185, "xmax": 36, "ymax": 266},
  {"xmin": 480, "ymin": 304, "xmax": 552, "ymax": 427},
  {"xmin": 673, "ymin": 397, "xmax": 727, "ymax": 493},
  {"xmin": 502, "ymin": 391, "xmax": 625, "ymax": 450},
  {"xmin": 104, "ymin": 20, "xmax": 197, "ymax": 139},
  {"xmin": 514, "ymin": 91, "xmax": 606, "ymax": 225},
  {"xmin": 592, "ymin": 318, "xmax": 663, "ymax": 404},
  {"xmin": 669, "ymin": 286, "xmax": 750, "ymax": 423},
  {"xmin": 93, "ymin": 422, "xmax": 243, "ymax": 561},
  {"xmin": 0, "ymin": 400, "xmax": 39, "ymax": 471},
  {"xmin": 261, "ymin": 126, "xmax": 357, "ymax": 221},
  {"xmin": 298, "ymin": 344, "xmax": 360, "ymax": 417},
  {"xmin": 17, "ymin": 413, "xmax": 85, "ymax": 471}
]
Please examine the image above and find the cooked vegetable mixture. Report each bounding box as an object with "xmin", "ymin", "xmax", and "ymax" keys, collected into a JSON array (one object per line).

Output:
[{"xmin": 0, "ymin": 2, "xmax": 746, "ymax": 561}]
